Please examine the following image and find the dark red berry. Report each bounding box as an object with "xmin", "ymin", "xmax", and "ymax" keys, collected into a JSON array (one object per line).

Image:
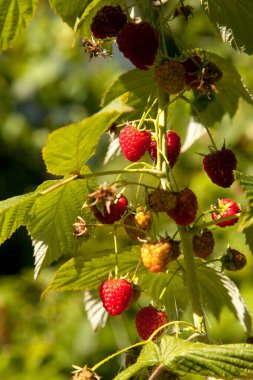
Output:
[
  {"xmin": 119, "ymin": 125, "xmax": 151, "ymax": 162},
  {"xmin": 93, "ymin": 194, "xmax": 128, "ymax": 224},
  {"xmin": 117, "ymin": 22, "xmax": 159, "ymax": 70},
  {"xmin": 167, "ymin": 188, "xmax": 198, "ymax": 226},
  {"xmin": 99, "ymin": 278, "xmax": 132, "ymax": 316},
  {"xmin": 182, "ymin": 54, "xmax": 202, "ymax": 89},
  {"xmin": 221, "ymin": 247, "xmax": 247, "ymax": 271},
  {"xmin": 202, "ymin": 146, "xmax": 237, "ymax": 188},
  {"xmin": 193, "ymin": 229, "xmax": 215, "ymax": 259},
  {"xmin": 149, "ymin": 130, "xmax": 181, "ymax": 167},
  {"xmin": 91, "ymin": 5, "xmax": 127, "ymax": 39},
  {"xmin": 211, "ymin": 198, "xmax": 240, "ymax": 228},
  {"xmin": 135, "ymin": 306, "xmax": 169, "ymax": 340}
]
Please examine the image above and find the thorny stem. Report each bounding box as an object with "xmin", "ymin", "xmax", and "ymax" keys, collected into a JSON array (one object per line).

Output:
[
  {"xmin": 39, "ymin": 168, "xmax": 164, "ymax": 195},
  {"xmin": 148, "ymin": 364, "xmax": 165, "ymax": 380}
]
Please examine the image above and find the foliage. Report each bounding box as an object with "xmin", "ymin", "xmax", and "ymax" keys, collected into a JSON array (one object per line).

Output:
[{"xmin": 1, "ymin": 0, "xmax": 253, "ymax": 379}]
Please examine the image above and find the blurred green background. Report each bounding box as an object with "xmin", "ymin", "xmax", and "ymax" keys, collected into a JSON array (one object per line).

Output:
[{"xmin": 1, "ymin": 1, "xmax": 253, "ymax": 379}]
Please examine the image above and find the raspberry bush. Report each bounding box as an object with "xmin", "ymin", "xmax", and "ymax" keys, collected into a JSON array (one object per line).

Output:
[{"xmin": 1, "ymin": 1, "xmax": 253, "ymax": 380}]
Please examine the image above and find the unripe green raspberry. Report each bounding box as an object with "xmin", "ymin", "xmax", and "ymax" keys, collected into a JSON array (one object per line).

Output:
[{"xmin": 155, "ymin": 60, "xmax": 185, "ymax": 94}]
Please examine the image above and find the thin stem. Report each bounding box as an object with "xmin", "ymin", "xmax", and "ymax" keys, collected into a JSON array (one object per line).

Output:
[{"xmin": 113, "ymin": 227, "xmax": 119, "ymax": 278}]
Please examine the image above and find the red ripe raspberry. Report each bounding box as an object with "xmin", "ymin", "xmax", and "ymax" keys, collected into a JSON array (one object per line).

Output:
[
  {"xmin": 221, "ymin": 247, "xmax": 247, "ymax": 271},
  {"xmin": 90, "ymin": 5, "xmax": 127, "ymax": 39},
  {"xmin": 211, "ymin": 198, "xmax": 240, "ymax": 228},
  {"xmin": 117, "ymin": 22, "xmax": 159, "ymax": 70},
  {"xmin": 135, "ymin": 306, "xmax": 169, "ymax": 340},
  {"xmin": 155, "ymin": 60, "xmax": 185, "ymax": 94},
  {"xmin": 149, "ymin": 130, "xmax": 181, "ymax": 167},
  {"xmin": 182, "ymin": 54, "xmax": 202, "ymax": 89},
  {"xmin": 119, "ymin": 125, "xmax": 151, "ymax": 162},
  {"xmin": 168, "ymin": 188, "xmax": 198, "ymax": 226},
  {"xmin": 193, "ymin": 229, "xmax": 215, "ymax": 259},
  {"xmin": 99, "ymin": 278, "xmax": 132, "ymax": 316},
  {"xmin": 93, "ymin": 194, "xmax": 128, "ymax": 224},
  {"xmin": 140, "ymin": 239, "xmax": 180, "ymax": 273},
  {"xmin": 202, "ymin": 146, "xmax": 237, "ymax": 188}
]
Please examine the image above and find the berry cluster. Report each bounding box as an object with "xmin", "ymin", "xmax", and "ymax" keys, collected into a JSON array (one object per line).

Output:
[
  {"xmin": 75, "ymin": 3, "xmax": 247, "ymax": 355},
  {"xmin": 90, "ymin": 6, "xmax": 159, "ymax": 70}
]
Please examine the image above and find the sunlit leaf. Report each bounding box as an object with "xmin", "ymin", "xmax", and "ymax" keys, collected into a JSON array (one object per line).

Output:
[
  {"xmin": 201, "ymin": 0, "xmax": 253, "ymax": 55},
  {"xmin": 0, "ymin": 192, "xmax": 35, "ymax": 245},
  {"xmin": 28, "ymin": 179, "xmax": 95, "ymax": 278},
  {"xmin": 42, "ymin": 96, "xmax": 132, "ymax": 176},
  {"xmin": 114, "ymin": 336, "xmax": 253, "ymax": 379},
  {"xmin": 48, "ymin": 0, "xmax": 89, "ymax": 28},
  {"xmin": 0, "ymin": 0, "xmax": 39, "ymax": 50}
]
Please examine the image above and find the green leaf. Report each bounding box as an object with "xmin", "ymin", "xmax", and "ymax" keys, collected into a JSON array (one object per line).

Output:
[
  {"xmin": 48, "ymin": 0, "xmax": 89, "ymax": 28},
  {"xmin": 42, "ymin": 249, "xmax": 141, "ymax": 296},
  {"xmin": 201, "ymin": 0, "xmax": 253, "ymax": 55},
  {"xmin": 244, "ymin": 226, "xmax": 253, "ymax": 255},
  {"xmin": 197, "ymin": 263, "xmax": 252, "ymax": 333},
  {"xmin": 28, "ymin": 179, "xmax": 95, "ymax": 278},
  {"xmin": 76, "ymin": 0, "xmax": 124, "ymax": 37},
  {"xmin": 102, "ymin": 69, "xmax": 156, "ymax": 118},
  {"xmin": 192, "ymin": 52, "xmax": 253, "ymax": 126},
  {"xmin": 0, "ymin": 0, "xmax": 39, "ymax": 51},
  {"xmin": 0, "ymin": 192, "xmax": 35, "ymax": 245},
  {"xmin": 235, "ymin": 171, "xmax": 253, "ymax": 230},
  {"xmin": 115, "ymin": 336, "xmax": 253, "ymax": 379},
  {"xmin": 42, "ymin": 96, "xmax": 132, "ymax": 176}
]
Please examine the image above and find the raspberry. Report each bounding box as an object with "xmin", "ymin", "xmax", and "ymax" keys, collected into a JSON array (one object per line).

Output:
[
  {"xmin": 155, "ymin": 60, "xmax": 185, "ymax": 94},
  {"xmin": 99, "ymin": 278, "xmax": 132, "ymax": 316},
  {"xmin": 149, "ymin": 189, "xmax": 177, "ymax": 213},
  {"xmin": 149, "ymin": 130, "xmax": 181, "ymax": 167},
  {"xmin": 90, "ymin": 5, "xmax": 127, "ymax": 39},
  {"xmin": 202, "ymin": 146, "xmax": 237, "ymax": 188},
  {"xmin": 93, "ymin": 194, "xmax": 128, "ymax": 224},
  {"xmin": 117, "ymin": 22, "xmax": 159, "ymax": 70},
  {"xmin": 135, "ymin": 209, "xmax": 152, "ymax": 230},
  {"xmin": 221, "ymin": 248, "xmax": 247, "ymax": 271},
  {"xmin": 193, "ymin": 229, "xmax": 214, "ymax": 259},
  {"xmin": 140, "ymin": 239, "xmax": 180, "ymax": 272},
  {"xmin": 72, "ymin": 366, "xmax": 100, "ymax": 380},
  {"xmin": 124, "ymin": 210, "xmax": 151, "ymax": 242},
  {"xmin": 119, "ymin": 125, "xmax": 151, "ymax": 162},
  {"xmin": 211, "ymin": 198, "xmax": 240, "ymax": 228},
  {"xmin": 135, "ymin": 306, "xmax": 169, "ymax": 340},
  {"xmin": 182, "ymin": 54, "xmax": 202, "ymax": 89},
  {"xmin": 167, "ymin": 188, "xmax": 198, "ymax": 226}
]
